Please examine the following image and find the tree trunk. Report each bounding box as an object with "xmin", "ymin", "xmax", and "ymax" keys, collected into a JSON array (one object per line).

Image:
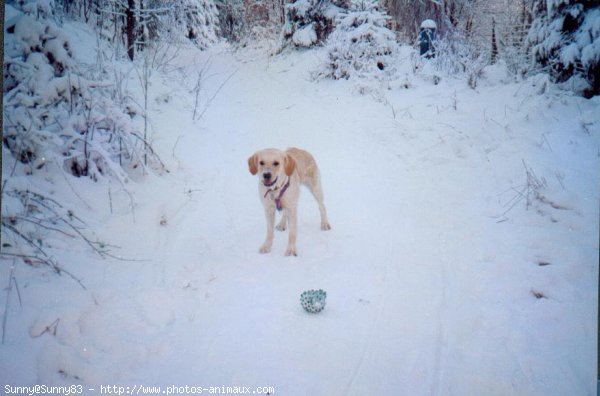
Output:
[
  {"xmin": 491, "ymin": 18, "xmax": 498, "ymax": 64},
  {"xmin": 126, "ymin": 0, "xmax": 135, "ymax": 61}
]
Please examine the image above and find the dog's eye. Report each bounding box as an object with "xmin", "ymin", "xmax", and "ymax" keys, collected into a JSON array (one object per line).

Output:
[
  {"xmin": 273, "ymin": 162, "xmax": 279, "ymax": 166},
  {"xmin": 259, "ymin": 161, "xmax": 264, "ymax": 166}
]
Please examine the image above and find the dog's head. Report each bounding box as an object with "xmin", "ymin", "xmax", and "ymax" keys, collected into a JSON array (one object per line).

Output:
[{"xmin": 248, "ymin": 149, "xmax": 296, "ymax": 187}]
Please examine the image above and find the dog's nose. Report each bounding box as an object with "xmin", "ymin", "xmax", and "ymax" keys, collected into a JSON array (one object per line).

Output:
[{"xmin": 263, "ymin": 172, "xmax": 272, "ymax": 180}]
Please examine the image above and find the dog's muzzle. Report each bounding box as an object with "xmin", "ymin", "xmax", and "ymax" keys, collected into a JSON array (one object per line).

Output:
[{"xmin": 263, "ymin": 174, "xmax": 278, "ymax": 187}]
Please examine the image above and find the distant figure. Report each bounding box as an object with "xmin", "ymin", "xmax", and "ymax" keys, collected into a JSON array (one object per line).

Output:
[{"xmin": 419, "ymin": 19, "xmax": 437, "ymax": 58}]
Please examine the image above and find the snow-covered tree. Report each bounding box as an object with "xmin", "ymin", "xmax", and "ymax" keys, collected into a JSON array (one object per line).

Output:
[
  {"xmin": 3, "ymin": 2, "xmax": 163, "ymax": 181},
  {"xmin": 492, "ymin": 0, "xmax": 534, "ymax": 76},
  {"xmin": 160, "ymin": 0, "xmax": 219, "ymax": 48},
  {"xmin": 3, "ymin": 0, "xmax": 168, "ymax": 273},
  {"xmin": 527, "ymin": 0, "xmax": 600, "ymax": 97},
  {"xmin": 216, "ymin": 0, "xmax": 288, "ymax": 46},
  {"xmin": 431, "ymin": 30, "xmax": 488, "ymax": 88},
  {"xmin": 282, "ymin": 0, "xmax": 349, "ymax": 47},
  {"xmin": 316, "ymin": 0, "xmax": 397, "ymax": 80},
  {"xmin": 54, "ymin": 0, "xmax": 219, "ymax": 59}
]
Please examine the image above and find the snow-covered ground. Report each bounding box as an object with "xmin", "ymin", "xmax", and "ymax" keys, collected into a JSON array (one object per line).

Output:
[{"xmin": 2, "ymin": 19, "xmax": 599, "ymax": 396}]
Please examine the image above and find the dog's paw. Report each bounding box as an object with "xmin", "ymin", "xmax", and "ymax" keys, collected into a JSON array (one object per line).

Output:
[
  {"xmin": 321, "ymin": 222, "xmax": 331, "ymax": 231},
  {"xmin": 259, "ymin": 243, "xmax": 272, "ymax": 254},
  {"xmin": 284, "ymin": 247, "xmax": 298, "ymax": 257}
]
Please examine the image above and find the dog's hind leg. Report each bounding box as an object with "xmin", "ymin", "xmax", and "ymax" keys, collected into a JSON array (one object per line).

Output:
[
  {"xmin": 284, "ymin": 206, "xmax": 298, "ymax": 256},
  {"xmin": 307, "ymin": 171, "xmax": 331, "ymax": 231}
]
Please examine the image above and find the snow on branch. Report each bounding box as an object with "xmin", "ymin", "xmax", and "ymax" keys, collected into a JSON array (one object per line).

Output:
[
  {"xmin": 527, "ymin": 1, "xmax": 600, "ymax": 97},
  {"xmin": 4, "ymin": 2, "xmax": 167, "ymax": 184}
]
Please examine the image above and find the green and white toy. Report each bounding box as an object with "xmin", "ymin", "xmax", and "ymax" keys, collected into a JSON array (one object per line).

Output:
[{"xmin": 300, "ymin": 289, "xmax": 327, "ymax": 313}]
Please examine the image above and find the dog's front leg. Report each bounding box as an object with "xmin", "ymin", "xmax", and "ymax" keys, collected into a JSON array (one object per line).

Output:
[
  {"xmin": 260, "ymin": 205, "xmax": 276, "ymax": 254},
  {"xmin": 284, "ymin": 207, "xmax": 297, "ymax": 257}
]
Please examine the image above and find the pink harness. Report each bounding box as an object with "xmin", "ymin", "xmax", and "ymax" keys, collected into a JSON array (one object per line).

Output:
[{"xmin": 264, "ymin": 178, "xmax": 290, "ymax": 211}]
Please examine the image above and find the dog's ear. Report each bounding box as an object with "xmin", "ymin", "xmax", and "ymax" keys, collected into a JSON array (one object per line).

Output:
[
  {"xmin": 284, "ymin": 154, "xmax": 296, "ymax": 176},
  {"xmin": 248, "ymin": 153, "xmax": 259, "ymax": 175}
]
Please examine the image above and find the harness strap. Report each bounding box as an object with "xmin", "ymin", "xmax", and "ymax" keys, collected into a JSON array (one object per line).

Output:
[
  {"xmin": 264, "ymin": 178, "xmax": 290, "ymax": 211},
  {"xmin": 275, "ymin": 178, "xmax": 291, "ymax": 211}
]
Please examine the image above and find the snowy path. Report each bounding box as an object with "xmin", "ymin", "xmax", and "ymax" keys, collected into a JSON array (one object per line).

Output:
[
  {"xmin": 154, "ymin": 50, "xmax": 434, "ymax": 394},
  {"xmin": 138, "ymin": 47, "xmax": 597, "ymax": 394},
  {"xmin": 2, "ymin": 44, "xmax": 598, "ymax": 395}
]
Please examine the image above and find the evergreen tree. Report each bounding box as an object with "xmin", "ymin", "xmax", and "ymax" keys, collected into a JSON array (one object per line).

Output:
[
  {"xmin": 282, "ymin": 0, "xmax": 350, "ymax": 47},
  {"xmin": 527, "ymin": 0, "xmax": 600, "ymax": 97},
  {"xmin": 317, "ymin": 0, "xmax": 397, "ymax": 80}
]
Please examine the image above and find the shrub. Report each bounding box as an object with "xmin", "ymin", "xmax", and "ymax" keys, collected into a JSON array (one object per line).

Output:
[
  {"xmin": 3, "ymin": 3, "xmax": 163, "ymax": 183},
  {"xmin": 316, "ymin": 0, "xmax": 397, "ymax": 81},
  {"xmin": 282, "ymin": 0, "xmax": 349, "ymax": 48}
]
